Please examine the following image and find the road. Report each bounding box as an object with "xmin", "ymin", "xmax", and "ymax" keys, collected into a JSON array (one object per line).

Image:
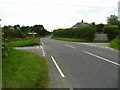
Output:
[{"xmin": 40, "ymin": 37, "xmax": 119, "ymax": 88}]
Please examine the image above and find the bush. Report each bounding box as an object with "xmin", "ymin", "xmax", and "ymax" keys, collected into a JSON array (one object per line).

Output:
[
  {"xmin": 110, "ymin": 37, "xmax": 120, "ymax": 50},
  {"xmin": 103, "ymin": 25, "xmax": 118, "ymax": 40},
  {"xmin": 53, "ymin": 26, "xmax": 95, "ymax": 41}
]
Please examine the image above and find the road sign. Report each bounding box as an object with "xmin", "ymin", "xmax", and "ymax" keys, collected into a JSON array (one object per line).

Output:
[
  {"xmin": 28, "ymin": 31, "xmax": 37, "ymax": 40},
  {"xmin": 28, "ymin": 31, "xmax": 37, "ymax": 35}
]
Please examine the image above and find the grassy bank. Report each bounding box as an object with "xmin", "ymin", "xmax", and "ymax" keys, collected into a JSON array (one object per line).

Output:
[
  {"xmin": 2, "ymin": 49, "xmax": 50, "ymax": 88},
  {"xmin": 53, "ymin": 37, "xmax": 91, "ymax": 42},
  {"xmin": 53, "ymin": 37, "xmax": 110, "ymax": 43},
  {"xmin": 110, "ymin": 38, "xmax": 120, "ymax": 50},
  {"xmin": 6, "ymin": 37, "xmax": 40, "ymax": 47}
]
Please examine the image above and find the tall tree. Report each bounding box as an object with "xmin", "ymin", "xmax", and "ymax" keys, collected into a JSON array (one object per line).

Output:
[{"xmin": 107, "ymin": 15, "xmax": 118, "ymax": 25}]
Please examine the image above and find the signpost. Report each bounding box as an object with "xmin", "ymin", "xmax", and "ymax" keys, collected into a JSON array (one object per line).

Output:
[{"xmin": 28, "ymin": 31, "xmax": 37, "ymax": 41}]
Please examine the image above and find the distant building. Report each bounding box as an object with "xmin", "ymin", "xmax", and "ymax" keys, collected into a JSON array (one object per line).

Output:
[
  {"xmin": 118, "ymin": 1, "xmax": 120, "ymax": 21},
  {"xmin": 72, "ymin": 20, "xmax": 89, "ymax": 28}
]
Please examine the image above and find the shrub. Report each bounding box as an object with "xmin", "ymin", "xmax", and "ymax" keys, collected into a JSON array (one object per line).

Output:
[
  {"xmin": 110, "ymin": 37, "xmax": 120, "ymax": 50},
  {"xmin": 53, "ymin": 26, "xmax": 95, "ymax": 41},
  {"xmin": 103, "ymin": 25, "xmax": 118, "ymax": 40}
]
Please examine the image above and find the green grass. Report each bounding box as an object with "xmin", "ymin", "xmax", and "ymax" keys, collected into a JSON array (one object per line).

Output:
[
  {"xmin": 53, "ymin": 37, "xmax": 110, "ymax": 43},
  {"xmin": 110, "ymin": 38, "xmax": 120, "ymax": 50},
  {"xmin": 6, "ymin": 37, "xmax": 40, "ymax": 47},
  {"xmin": 53, "ymin": 37, "xmax": 91, "ymax": 42},
  {"xmin": 2, "ymin": 49, "xmax": 50, "ymax": 88}
]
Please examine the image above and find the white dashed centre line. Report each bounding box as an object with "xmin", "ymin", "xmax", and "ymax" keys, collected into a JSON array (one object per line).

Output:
[{"xmin": 65, "ymin": 44, "xmax": 76, "ymax": 49}]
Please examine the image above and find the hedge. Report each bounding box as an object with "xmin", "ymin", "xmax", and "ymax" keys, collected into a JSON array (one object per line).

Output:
[
  {"xmin": 103, "ymin": 25, "xmax": 119, "ymax": 40},
  {"xmin": 53, "ymin": 26, "xmax": 95, "ymax": 41}
]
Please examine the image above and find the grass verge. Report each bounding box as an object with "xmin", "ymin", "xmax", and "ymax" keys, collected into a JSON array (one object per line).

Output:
[
  {"xmin": 52, "ymin": 37, "xmax": 91, "ymax": 42},
  {"xmin": 52, "ymin": 37, "xmax": 110, "ymax": 43},
  {"xmin": 2, "ymin": 49, "xmax": 50, "ymax": 88},
  {"xmin": 110, "ymin": 38, "xmax": 120, "ymax": 50},
  {"xmin": 6, "ymin": 37, "xmax": 40, "ymax": 47}
]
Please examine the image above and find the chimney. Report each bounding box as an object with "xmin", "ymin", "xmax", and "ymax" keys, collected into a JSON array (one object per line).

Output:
[{"xmin": 81, "ymin": 20, "xmax": 83, "ymax": 23}]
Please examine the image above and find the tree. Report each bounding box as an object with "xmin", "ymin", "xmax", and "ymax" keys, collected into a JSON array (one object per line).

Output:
[
  {"xmin": 91, "ymin": 22, "xmax": 95, "ymax": 26},
  {"xmin": 13, "ymin": 24, "xmax": 20, "ymax": 30},
  {"xmin": 107, "ymin": 15, "xmax": 118, "ymax": 25},
  {"xmin": 2, "ymin": 24, "xmax": 50, "ymax": 38},
  {"xmin": 32, "ymin": 25, "xmax": 50, "ymax": 36},
  {"xmin": 96, "ymin": 23, "xmax": 104, "ymax": 33},
  {"xmin": 21, "ymin": 26, "xmax": 31, "ymax": 34},
  {"xmin": 103, "ymin": 25, "xmax": 118, "ymax": 40},
  {"xmin": 2, "ymin": 25, "xmax": 25, "ymax": 38}
]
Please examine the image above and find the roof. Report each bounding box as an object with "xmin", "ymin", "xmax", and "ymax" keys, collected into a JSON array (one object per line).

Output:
[{"xmin": 72, "ymin": 20, "xmax": 89, "ymax": 28}]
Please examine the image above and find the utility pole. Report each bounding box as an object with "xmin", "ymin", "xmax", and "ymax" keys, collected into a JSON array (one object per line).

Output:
[
  {"xmin": 0, "ymin": 18, "xmax": 2, "ymax": 90},
  {"xmin": 118, "ymin": 1, "xmax": 120, "ymax": 39}
]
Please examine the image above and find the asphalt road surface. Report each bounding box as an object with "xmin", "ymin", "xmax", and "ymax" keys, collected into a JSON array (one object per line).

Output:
[
  {"xmin": 40, "ymin": 37, "xmax": 119, "ymax": 88},
  {"xmin": 16, "ymin": 37, "xmax": 119, "ymax": 88}
]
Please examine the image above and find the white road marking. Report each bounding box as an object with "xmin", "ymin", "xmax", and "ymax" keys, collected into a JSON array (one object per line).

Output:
[
  {"xmin": 109, "ymin": 48, "xmax": 114, "ymax": 50},
  {"xmin": 70, "ymin": 88, "xmax": 74, "ymax": 90},
  {"xmin": 65, "ymin": 44, "xmax": 76, "ymax": 49},
  {"xmin": 84, "ymin": 51, "xmax": 120, "ymax": 66},
  {"xmin": 51, "ymin": 56, "xmax": 65, "ymax": 77},
  {"xmin": 37, "ymin": 46, "xmax": 39, "ymax": 48},
  {"xmin": 104, "ymin": 47, "xmax": 108, "ymax": 48},
  {"xmin": 41, "ymin": 41, "xmax": 44, "ymax": 46},
  {"xmin": 78, "ymin": 43, "xmax": 114, "ymax": 50},
  {"xmin": 40, "ymin": 46, "xmax": 45, "ymax": 56}
]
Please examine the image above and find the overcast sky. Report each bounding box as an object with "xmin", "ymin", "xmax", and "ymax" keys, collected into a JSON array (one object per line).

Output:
[{"xmin": 0, "ymin": 0, "xmax": 119, "ymax": 31}]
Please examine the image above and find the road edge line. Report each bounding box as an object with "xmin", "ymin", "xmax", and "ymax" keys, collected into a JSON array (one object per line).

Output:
[
  {"xmin": 40, "ymin": 46, "xmax": 45, "ymax": 56},
  {"xmin": 41, "ymin": 41, "xmax": 44, "ymax": 46},
  {"xmin": 51, "ymin": 56, "xmax": 65, "ymax": 77}
]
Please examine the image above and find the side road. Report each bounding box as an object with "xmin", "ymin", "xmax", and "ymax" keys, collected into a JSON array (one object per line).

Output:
[{"xmin": 15, "ymin": 45, "xmax": 43, "ymax": 56}]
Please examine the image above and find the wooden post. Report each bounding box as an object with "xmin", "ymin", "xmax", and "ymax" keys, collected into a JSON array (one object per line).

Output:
[
  {"xmin": 28, "ymin": 31, "xmax": 37, "ymax": 41},
  {"xmin": 32, "ymin": 31, "xmax": 35, "ymax": 41}
]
